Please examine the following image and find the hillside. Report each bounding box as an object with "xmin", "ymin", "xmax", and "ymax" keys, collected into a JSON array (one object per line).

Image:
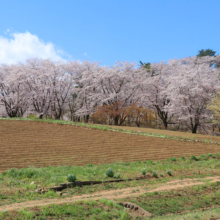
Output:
[{"xmin": 1, "ymin": 120, "xmax": 220, "ymax": 172}]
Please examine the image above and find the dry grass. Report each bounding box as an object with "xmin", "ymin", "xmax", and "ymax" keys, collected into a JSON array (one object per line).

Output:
[
  {"xmin": 109, "ymin": 125, "xmax": 220, "ymax": 142},
  {"xmin": 0, "ymin": 120, "xmax": 220, "ymax": 172}
]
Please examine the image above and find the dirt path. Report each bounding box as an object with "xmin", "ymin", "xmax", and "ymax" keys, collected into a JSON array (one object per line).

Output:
[{"xmin": 0, "ymin": 176, "xmax": 220, "ymax": 212}]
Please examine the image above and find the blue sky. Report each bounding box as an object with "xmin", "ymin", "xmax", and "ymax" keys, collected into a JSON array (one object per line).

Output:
[{"xmin": 0, "ymin": 0, "xmax": 219, "ymax": 66}]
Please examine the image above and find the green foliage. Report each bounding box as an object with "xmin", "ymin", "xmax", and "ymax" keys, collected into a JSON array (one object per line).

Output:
[
  {"xmin": 139, "ymin": 61, "xmax": 158, "ymax": 76},
  {"xmin": 67, "ymin": 174, "xmax": 76, "ymax": 182},
  {"xmin": 141, "ymin": 168, "xmax": 146, "ymax": 175},
  {"xmin": 198, "ymin": 154, "xmax": 208, "ymax": 161},
  {"xmin": 18, "ymin": 209, "xmax": 34, "ymax": 219},
  {"xmin": 99, "ymin": 198, "xmax": 121, "ymax": 209},
  {"xmin": 181, "ymin": 156, "xmax": 186, "ymax": 160},
  {"xmin": 115, "ymin": 172, "xmax": 121, "ymax": 179},
  {"xmin": 27, "ymin": 114, "xmax": 38, "ymax": 119},
  {"xmin": 166, "ymin": 170, "xmax": 172, "ymax": 176},
  {"xmin": 105, "ymin": 168, "xmax": 114, "ymax": 178},
  {"xmin": 152, "ymin": 171, "xmax": 158, "ymax": 178},
  {"xmin": 4, "ymin": 167, "xmax": 44, "ymax": 179},
  {"xmin": 190, "ymin": 155, "xmax": 198, "ymax": 161},
  {"xmin": 197, "ymin": 49, "xmax": 217, "ymax": 57},
  {"xmin": 208, "ymin": 92, "xmax": 220, "ymax": 124},
  {"xmin": 140, "ymin": 61, "xmax": 151, "ymax": 69},
  {"xmin": 146, "ymin": 168, "xmax": 152, "ymax": 173},
  {"xmin": 170, "ymin": 157, "xmax": 177, "ymax": 161}
]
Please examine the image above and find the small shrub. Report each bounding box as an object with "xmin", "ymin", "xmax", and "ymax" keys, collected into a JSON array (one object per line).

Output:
[
  {"xmin": 147, "ymin": 160, "xmax": 154, "ymax": 165},
  {"xmin": 207, "ymin": 153, "xmax": 212, "ymax": 157},
  {"xmin": 105, "ymin": 168, "xmax": 114, "ymax": 178},
  {"xmin": 166, "ymin": 170, "xmax": 172, "ymax": 176},
  {"xmin": 152, "ymin": 171, "xmax": 158, "ymax": 178},
  {"xmin": 181, "ymin": 156, "xmax": 186, "ymax": 160},
  {"xmin": 67, "ymin": 174, "xmax": 76, "ymax": 182},
  {"xmin": 190, "ymin": 155, "xmax": 198, "ymax": 161},
  {"xmin": 170, "ymin": 157, "xmax": 177, "ymax": 161},
  {"xmin": 198, "ymin": 155, "xmax": 207, "ymax": 161},
  {"xmin": 141, "ymin": 168, "xmax": 146, "ymax": 176},
  {"xmin": 115, "ymin": 172, "xmax": 121, "ymax": 179},
  {"xmin": 160, "ymin": 173, "xmax": 164, "ymax": 177},
  {"xmin": 146, "ymin": 168, "xmax": 152, "ymax": 173}
]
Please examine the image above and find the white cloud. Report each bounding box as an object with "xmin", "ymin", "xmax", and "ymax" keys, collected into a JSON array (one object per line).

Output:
[{"xmin": 0, "ymin": 31, "xmax": 66, "ymax": 64}]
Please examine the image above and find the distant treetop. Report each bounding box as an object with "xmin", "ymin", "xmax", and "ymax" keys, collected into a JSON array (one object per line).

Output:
[{"xmin": 197, "ymin": 49, "xmax": 217, "ymax": 57}]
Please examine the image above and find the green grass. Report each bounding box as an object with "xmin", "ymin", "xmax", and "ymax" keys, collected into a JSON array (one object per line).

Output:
[
  {"xmin": 2, "ymin": 182, "xmax": 220, "ymax": 219},
  {"xmin": 1, "ymin": 117, "xmax": 219, "ymax": 145},
  {"xmin": 149, "ymin": 207, "xmax": 220, "ymax": 220},
  {"xmin": 119, "ymin": 181, "xmax": 220, "ymax": 218},
  {"xmin": 0, "ymin": 153, "xmax": 220, "ymax": 206},
  {"xmin": 0, "ymin": 199, "xmax": 131, "ymax": 220}
]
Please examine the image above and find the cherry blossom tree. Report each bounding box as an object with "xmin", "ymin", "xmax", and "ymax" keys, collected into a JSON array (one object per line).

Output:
[
  {"xmin": 140, "ymin": 61, "xmax": 175, "ymax": 129},
  {"xmin": 167, "ymin": 56, "xmax": 220, "ymax": 133},
  {"xmin": 66, "ymin": 60, "xmax": 100, "ymax": 122},
  {"xmin": 0, "ymin": 63, "xmax": 29, "ymax": 117},
  {"xmin": 76, "ymin": 61, "xmax": 145, "ymax": 125},
  {"xmin": 0, "ymin": 55, "xmax": 220, "ymax": 133},
  {"xmin": 23, "ymin": 59, "xmax": 55, "ymax": 118},
  {"xmin": 0, "ymin": 59, "xmax": 76, "ymax": 119}
]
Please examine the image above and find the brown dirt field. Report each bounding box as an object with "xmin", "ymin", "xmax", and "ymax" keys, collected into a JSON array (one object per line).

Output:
[
  {"xmin": 0, "ymin": 175, "xmax": 219, "ymax": 212},
  {"xmin": 109, "ymin": 125, "xmax": 220, "ymax": 142},
  {"xmin": 0, "ymin": 120, "xmax": 220, "ymax": 172}
]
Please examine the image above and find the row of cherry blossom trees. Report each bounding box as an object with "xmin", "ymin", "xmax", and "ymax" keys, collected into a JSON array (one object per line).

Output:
[{"xmin": 0, "ymin": 55, "xmax": 220, "ymax": 133}]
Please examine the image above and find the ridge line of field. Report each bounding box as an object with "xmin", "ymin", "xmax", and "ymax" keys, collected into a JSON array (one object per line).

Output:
[
  {"xmin": 0, "ymin": 175, "xmax": 219, "ymax": 212},
  {"xmin": 0, "ymin": 117, "xmax": 219, "ymax": 145}
]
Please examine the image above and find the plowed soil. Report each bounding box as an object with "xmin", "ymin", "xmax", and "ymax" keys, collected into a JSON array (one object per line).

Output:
[{"xmin": 0, "ymin": 120, "xmax": 220, "ymax": 172}]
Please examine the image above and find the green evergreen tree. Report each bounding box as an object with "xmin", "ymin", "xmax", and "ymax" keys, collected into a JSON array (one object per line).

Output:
[{"xmin": 197, "ymin": 49, "xmax": 217, "ymax": 57}]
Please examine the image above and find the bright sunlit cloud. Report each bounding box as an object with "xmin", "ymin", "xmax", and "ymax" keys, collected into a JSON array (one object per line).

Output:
[{"xmin": 0, "ymin": 31, "xmax": 66, "ymax": 64}]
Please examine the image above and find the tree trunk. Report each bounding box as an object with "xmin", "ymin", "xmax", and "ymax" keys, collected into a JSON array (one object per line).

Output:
[
  {"xmin": 135, "ymin": 121, "xmax": 140, "ymax": 127},
  {"xmin": 84, "ymin": 115, "xmax": 89, "ymax": 123},
  {"xmin": 163, "ymin": 121, "xmax": 168, "ymax": 129},
  {"xmin": 190, "ymin": 117, "xmax": 198, "ymax": 134},
  {"xmin": 155, "ymin": 105, "xmax": 169, "ymax": 130},
  {"xmin": 192, "ymin": 125, "xmax": 198, "ymax": 134},
  {"xmin": 119, "ymin": 116, "xmax": 127, "ymax": 126},
  {"xmin": 114, "ymin": 116, "xmax": 119, "ymax": 125}
]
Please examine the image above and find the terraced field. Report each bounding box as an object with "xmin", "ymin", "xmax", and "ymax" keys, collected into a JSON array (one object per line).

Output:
[{"xmin": 1, "ymin": 120, "xmax": 220, "ymax": 172}]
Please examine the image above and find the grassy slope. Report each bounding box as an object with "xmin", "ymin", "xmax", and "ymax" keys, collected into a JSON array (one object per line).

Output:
[
  {"xmin": 0, "ymin": 199, "xmax": 131, "ymax": 220},
  {"xmin": 109, "ymin": 124, "xmax": 220, "ymax": 142},
  {"xmin": 1, "ymin": 118, "xmax": 220, "ymax": 219},
  {"xmin": 0, "ymin": 154, "xmax": 220, "ymax": 219},
  {"xmin": 119, "ymin": 181, "xmax": 220, "ymax": 217}
]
